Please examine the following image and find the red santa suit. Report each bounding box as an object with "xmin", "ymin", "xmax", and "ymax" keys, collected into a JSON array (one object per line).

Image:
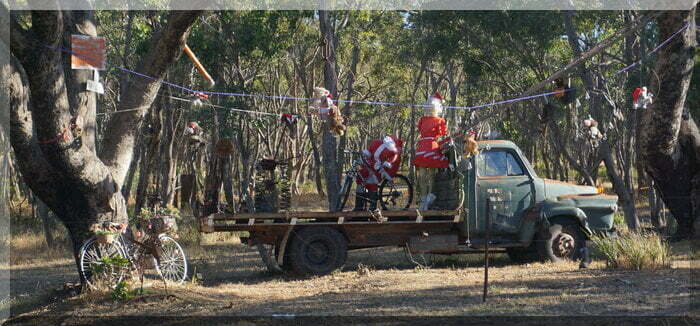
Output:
[
  {"xmin": 414, "ymin": 116, "xmax": 449, "ymax": 169},
  {"xmin": 356, "ymin": 136, "xmax": 404, "ymax": 192}
]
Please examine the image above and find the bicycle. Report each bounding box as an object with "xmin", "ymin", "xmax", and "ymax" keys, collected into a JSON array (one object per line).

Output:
[
  {"xmin": 335, "ymin": 151, "xmax": 413, "ymax": 211},
  {"xmin": 78, "ymin": 216, "xmax": 188, "ymax": 289}
]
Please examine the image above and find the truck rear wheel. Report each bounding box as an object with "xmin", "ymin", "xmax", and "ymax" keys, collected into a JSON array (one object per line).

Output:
[
  {"xmin": 288, "ymin": 227, "xmax": 348, "ymax": 276},
  {"xmin": 537, "ymin": 219, "xmax": 585, "ymax": 262}
]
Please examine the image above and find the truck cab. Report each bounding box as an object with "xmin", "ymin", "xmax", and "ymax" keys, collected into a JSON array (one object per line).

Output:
[{"xmin": 457, "ymin": 140, "xmax": 617, "ymax": 262}]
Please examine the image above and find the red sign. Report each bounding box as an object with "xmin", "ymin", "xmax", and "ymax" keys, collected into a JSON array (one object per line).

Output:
[{"xmin": 70, "ymin": 35, "xmax": 106, "ymax": 70}]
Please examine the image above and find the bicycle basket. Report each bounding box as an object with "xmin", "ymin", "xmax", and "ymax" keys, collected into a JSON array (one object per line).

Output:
[{"xmin": 144, "ymin": 216, "xmax": 178, "ymax": 234}]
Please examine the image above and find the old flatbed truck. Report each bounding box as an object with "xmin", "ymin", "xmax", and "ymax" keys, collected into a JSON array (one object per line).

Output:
[{"xmin": 199, "ymin": 140, "xmax": 618, "ymax": 276}]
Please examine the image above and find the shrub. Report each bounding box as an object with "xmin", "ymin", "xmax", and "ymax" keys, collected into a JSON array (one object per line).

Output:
[
  {"xmin": 592, "ymin": 232, "xmax": 671, "ymax": 270},
  {"xmin": 111, "ymin": 281, "xmax": 134, "ymax": 301}
]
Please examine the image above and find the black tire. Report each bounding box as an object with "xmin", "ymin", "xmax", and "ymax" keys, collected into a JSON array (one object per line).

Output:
[
  {"xmin": 288, "ymin": 227, "xmax": 348, "ymax": 276},
  {"xmin": 506, "ymin": 245, "xmax": 539, "ymax": 264},
  {"xmin": 537, "ymin": 218, "xmax": 585, "ymax": 262},
  {"xmin": 378, "ymin": 174, "xmax": 413, "ymax": 210},
  {"xmin": 335, "ymin": 177, "xmax": 353, "ymax": 212}
]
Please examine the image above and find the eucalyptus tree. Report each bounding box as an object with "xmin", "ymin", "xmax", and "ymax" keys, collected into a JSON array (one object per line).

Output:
[{"xmin": 3, "ymin": 3, "xmax": 201, "ymax": 280}]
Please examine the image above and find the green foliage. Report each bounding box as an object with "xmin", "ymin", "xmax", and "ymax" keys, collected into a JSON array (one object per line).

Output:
[
  {"xmin": 110, "ymin": 281, "xmax": 134, "ymax": 301},
  {"xmin": 94, "ymin": 230, "xmax": 117, "ymax": 236},
  {"xmin": 592, "ymin": 232, "xmax": 671, "ymax": 270}
]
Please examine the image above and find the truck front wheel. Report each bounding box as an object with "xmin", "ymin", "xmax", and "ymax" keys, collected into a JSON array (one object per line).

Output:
[
  {"xmin": 537, "ymin": 220, "xmax": 585, "ymax": 262},
  {"xmin": 288, "ymin": 227, "xmax": 348, "ymax": 276}
]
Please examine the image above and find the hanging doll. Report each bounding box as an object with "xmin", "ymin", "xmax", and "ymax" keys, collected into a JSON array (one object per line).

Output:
[
  {"xmin": 632, "ymin": 87, "xmax": 653, "ymax": 109},
  {"xmin": 190, "ymin": 92, "xmax": 209, "ymax": 108},
  {"xmin": 185, "ymin": 122, "xmax": 206, "ymax": 146},
  {"xmin": 582, "ymin": 117, "xmax": 603, "ymax": 141},
  {"xmin": 279, "ymin": 113, "xmax": 298, "ymax": 136},
  {"xmin": 463, "ymin": 130, "xmax": 479, "ymax": 158},
  {"xmin": 553, "ymin": 78, "xmax": 575, "ymax": 105},
  {"xmin": 311, "ymin": 87, "xmax": 346, "ymax": 136},
  {"xmin": 414, "ymin": 93, "xmax": 450, "ymax": 210}
]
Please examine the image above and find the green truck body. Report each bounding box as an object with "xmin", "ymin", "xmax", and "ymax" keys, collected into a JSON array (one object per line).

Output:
[{"xmin": 201, "ymin": 139, "xmax": 618, "ymax": 275}]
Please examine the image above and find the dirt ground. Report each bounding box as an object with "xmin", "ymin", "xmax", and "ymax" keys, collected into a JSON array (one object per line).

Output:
[{"xmin": 3, "ymin": 236, "xmax": 698, "ymax": 323}]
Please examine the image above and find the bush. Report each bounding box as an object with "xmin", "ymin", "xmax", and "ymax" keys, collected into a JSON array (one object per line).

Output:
[{"xmin": 592, "ymin": 232, "xmax": 671, "ymax": 270}]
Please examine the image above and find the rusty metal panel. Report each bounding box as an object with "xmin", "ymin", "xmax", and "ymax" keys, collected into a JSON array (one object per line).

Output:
[{"xmin": 408, "ymin": 234, "xmax": 458, "ymax": 253}]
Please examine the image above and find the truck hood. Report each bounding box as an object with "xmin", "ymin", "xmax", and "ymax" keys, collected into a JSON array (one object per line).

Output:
[{"xmin": 543, "ymin": 179, "xmax": 597, "ymax": 199}]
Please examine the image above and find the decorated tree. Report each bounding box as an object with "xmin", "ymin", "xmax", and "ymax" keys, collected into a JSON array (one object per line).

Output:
[{"xmin": 3, "ymin": 3, "xmax": 201, "ymax": 281}]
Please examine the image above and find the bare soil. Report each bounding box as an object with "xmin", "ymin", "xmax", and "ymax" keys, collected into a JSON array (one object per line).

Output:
[{"xmin": 3, "ymin": 240, "xmax": 698, "ymax": 322}]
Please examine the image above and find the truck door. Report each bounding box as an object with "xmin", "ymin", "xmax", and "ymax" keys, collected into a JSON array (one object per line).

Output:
[{"xmin": 475, "ymin": 149, "xmax": 533, "ymax": 235}]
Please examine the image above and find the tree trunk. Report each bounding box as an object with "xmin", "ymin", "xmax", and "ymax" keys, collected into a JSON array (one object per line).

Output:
[
  {"xmin": 5, "ymin": 7, "xmax": 201, "ymax": 283},
  {"xmin": 641, "ymin": 9, "xmax": 699, "ymax": 239},
  {"xmin": 319, "ymin": 10, "xmax": 342, "ymax": 211},
  {"xmin": 564, "ymin": 11, "xmax": 638, "ymax": 229}
]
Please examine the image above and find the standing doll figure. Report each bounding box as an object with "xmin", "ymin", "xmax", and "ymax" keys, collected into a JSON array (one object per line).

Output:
[{"xmin": 414, "ymin": 93, "xmax": 450, "ymax": 210}]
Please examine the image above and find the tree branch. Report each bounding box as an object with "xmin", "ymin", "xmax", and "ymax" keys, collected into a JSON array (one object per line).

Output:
[
  {"xmin": 522, "ymin": 11, "xmax": 661, "ymax": 97},
  {"xmin": 99, "ymin": 10, "xmax": 203, "ymax": 186}
]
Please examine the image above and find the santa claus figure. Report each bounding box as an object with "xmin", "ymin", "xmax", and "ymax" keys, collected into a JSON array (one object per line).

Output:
[
  {"xmin": 414, "ymin": 93, "xmax": 450, "ymax": 210},
  {"xmin": 354, "ymin": 136, "xmax": 404, "ymax": 211},
  {"xmin": 632, "ymin": 87, "xmax": 653, "ymax": 109}
]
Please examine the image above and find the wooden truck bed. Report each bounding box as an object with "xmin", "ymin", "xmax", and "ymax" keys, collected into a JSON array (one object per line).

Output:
[{"xmin": 199, "ymin": 209, "xmax": 462, "ymax": 248}]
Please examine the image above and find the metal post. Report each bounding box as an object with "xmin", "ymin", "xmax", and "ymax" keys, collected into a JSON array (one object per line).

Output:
[{"xmin": 483, "ymin": 198, "xmax": 491, "ymax": 303}]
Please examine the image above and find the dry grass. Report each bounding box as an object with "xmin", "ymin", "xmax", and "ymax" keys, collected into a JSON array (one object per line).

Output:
[
  {"xmin": 4, "ymin": 192, "xmax": 696, "ymax": 318},
  {"xmin": 591, "ymin": 232, "xmax": 671, "ymax": 270},
  {"xmin": 13, "ymin": 244, "xmax": 695, "ymax": 317},
  {"xmin": 7, "ymin": 231, "xmax": 72, "ymax": 267}
]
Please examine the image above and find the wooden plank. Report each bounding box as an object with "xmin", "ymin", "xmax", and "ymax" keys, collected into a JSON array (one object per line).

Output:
[
  {"xmin": 210, "ymin": 219, "xmax": 460, "ymax": 232},
  {"xmin": 209, "ymin": 209, "xmax": 459, "ymax": 221}
]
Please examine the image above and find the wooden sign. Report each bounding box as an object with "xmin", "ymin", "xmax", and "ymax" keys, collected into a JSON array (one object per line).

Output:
[{"xmin": 70, "ymin": 35, "xmax": 106, "ymax": 70}]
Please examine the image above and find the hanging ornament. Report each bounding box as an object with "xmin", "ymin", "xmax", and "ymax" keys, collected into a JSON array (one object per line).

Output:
[
  {"xmin": 462, "ymin": 130, "xmax": 479, "ymax": 158},
  {"xmin": 553, "ymin": 78, "xmax": 575, "ymax": 105},
  {"xmin": 185, "ymin": 121, "xmax": 206, "ymax": 146},
  {"xmin": 279, "ymin": 113, "xmax": 298, "ymax": 136},
  {"xmin": 632, "ymin": 87, "xmax": 653, "ymax": 109},
  {"xmin": 311, "ymin": 86, "xmax": 346, "ymax": 136},
  {"xmin": 189, "ymin": 92, "xmax": 209, "ymax": 108},
  {"xmin": 582, "ymin": 116, "xmax": 603, "ymax": 141}
]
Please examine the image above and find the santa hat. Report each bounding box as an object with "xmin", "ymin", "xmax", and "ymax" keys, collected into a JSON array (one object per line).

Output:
[
  {"xmin": 279, "ymin": 113, "xmax": 297, "ymax": 124},
  {"xmin": 383, "ymin": 136, "xmax": 399, "ymax": 153},
  {"xmin": 425, "ymin": 93, "xmax": 444, "ymax": 116},
  {"xmin": 632, "ymin": 87, "xmax": 646, "ymax": 106},
  {"xmin": 188, "ymin": 122, "xmax": 199, "ymax": 129}
]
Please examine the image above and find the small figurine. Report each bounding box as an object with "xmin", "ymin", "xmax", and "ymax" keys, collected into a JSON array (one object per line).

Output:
[
  {"xmin": 463, "ymin": 130, "xmax": 479, "ymax": 157},
  {"xmin": 632, "ymin": 87, "xmax": 653, "ymax": 109},
  {"xmin": 311, "ymin": 86, "xmax": 346, "ymax": 136},
  {"xmin": 582, "ymin": 117, "xmax": 603, "ymax": 141}
]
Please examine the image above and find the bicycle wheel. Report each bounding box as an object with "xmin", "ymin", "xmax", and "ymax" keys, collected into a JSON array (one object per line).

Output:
[
  {"xmin": 378, "ymin": 174, "xmax": 413, "ymax": 210},
  {"xmin": 154, "ymin": 235, "xmax": 188, "ymax": 284},
  {"xmin": 79, "ymin": 237, "xmax": 128, "ymax": 289},
  {"xmin": 335, "ymin": 176, "xmax": 353, "ymax": 212}
]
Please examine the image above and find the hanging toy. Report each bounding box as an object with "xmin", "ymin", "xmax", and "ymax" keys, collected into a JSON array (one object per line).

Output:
[
  {"xmin": 553, "ymin": 78, "xmax": 575, "ymax": 105},
  {"xmin": 582, "ymin": 117, "xmax": 603, "ymax": 141},
  {"xmin": 632, "ymin": 87, "xmax": 653, "ymax": 109},
  {"xmin": 463, "ymin": 130, "xmax": 479, "ymax": 158},
  {"xmin": 311, "ymin": 87, "xmax": 332, "ymax": 116},
  {"xmin": 185, "ymin": 121, "xmax": 206, "ymax": 146},
  {"xmin": 279, "ymin": 113, "xmax": 298, "ymax": 136},
  {"xmin": 189, "ymin": 92, "xmax": 209, "ymax": 108},
  {"xmin": 311, "ymin": 86, "xmax": 346, "ymax": 136}
]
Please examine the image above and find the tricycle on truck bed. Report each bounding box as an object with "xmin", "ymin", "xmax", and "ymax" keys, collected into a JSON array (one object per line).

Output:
[{"xmin": 199, "ymin": 140, "xmax": 618, "ymax": 276}]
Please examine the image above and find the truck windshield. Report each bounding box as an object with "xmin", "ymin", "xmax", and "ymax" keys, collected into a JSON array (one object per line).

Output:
[{"xmin": 478, "ymin": 151, "xmax": 525, "ymax": 177}]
